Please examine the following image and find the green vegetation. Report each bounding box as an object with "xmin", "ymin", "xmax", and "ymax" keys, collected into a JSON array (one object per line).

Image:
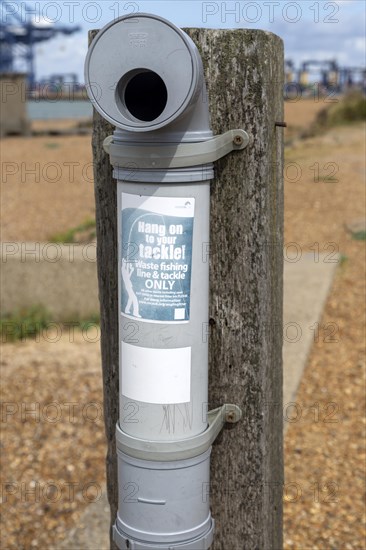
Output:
[
  {"xmin": 77, "ymin": 313, "xmax": 101, "ymax": 331},
  {"xmin": 0, "ymin": 305, "xmax": 51, "ymax": 342},
  {"xmin": 309, "ymin": 92, "xmax": 366, "ymax": 136},
  {"xmin": 49, "ymin": 217, "xmax": 96, "ymax": 243},
  {"xmin": 44, "ymin": 142, "xmax": 61, "ymax": 149},
  {"xmin": 0, "ymin": 306, "xmax": 100, "ymax": 343},
  {"xmin": 339, "ymin": 254, "xmax": 348, "ymax": 267},
  {"xmin": 317, "ymin": 175, "xmax": 339, "ymax": 183},
  {"xmin": 325, "ymin": 92, "xmax": 366, "ymax": 127},
  {"xmin": 351, "ymin": 230, "xmax": 366, "ymax": 241}
]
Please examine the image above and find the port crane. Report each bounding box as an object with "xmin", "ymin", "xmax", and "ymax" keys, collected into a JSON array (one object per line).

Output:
[{"xmin": 0, "ymin": 0, "xmax": 80, "ymax": 88}]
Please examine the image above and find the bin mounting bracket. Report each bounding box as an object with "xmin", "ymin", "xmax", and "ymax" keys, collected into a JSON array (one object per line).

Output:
[
  {"xmin": 103, "ymin": 129, "xmax": 249, "ymax": 169},
  {"xmin": 116, "ymin": 404, "xmax": 242, "ymax": 462}
]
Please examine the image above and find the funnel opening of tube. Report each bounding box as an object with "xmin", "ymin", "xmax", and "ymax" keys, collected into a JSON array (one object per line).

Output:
[{"xmin": 118, "ymin": 69, "xmax": 168, "ymax": 122}]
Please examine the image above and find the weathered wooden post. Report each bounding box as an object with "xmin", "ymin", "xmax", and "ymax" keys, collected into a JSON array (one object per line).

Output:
[{"xmin": 90, "ymin": 26, "xmax": 284, "ymax": 550}]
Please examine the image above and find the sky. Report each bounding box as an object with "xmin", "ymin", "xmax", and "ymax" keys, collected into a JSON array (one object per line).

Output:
[{"xmin": 2, "ymin": 0, "xmax": 365, "ymax": 82}]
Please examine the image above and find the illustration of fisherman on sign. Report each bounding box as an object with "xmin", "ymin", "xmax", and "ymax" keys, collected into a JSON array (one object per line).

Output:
[{"xmin": 121, "ymin": 258, "xmax": 141, "ymax": 318}]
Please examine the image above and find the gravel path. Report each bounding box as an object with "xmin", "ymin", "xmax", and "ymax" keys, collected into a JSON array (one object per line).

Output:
[
  {"xmin": 1, "ymin": 332, "xmax": 105, "ymax": 550},
  {"xmin": 1, "ymin": 133, "xmax": 95, "ymax": 243},
  {"xmin": 283, "ymin": 123, "xmax": 365, "ymax": 549}
]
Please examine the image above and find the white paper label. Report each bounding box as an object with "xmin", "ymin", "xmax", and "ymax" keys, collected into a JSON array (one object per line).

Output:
[{"xmin": 121, "ymin": 342, "xmax": 191, "ymax": 404}]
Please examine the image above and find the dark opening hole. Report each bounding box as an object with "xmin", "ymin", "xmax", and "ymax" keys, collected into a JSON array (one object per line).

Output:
[{"xmin": 124, "ymin": 71, "xmax": 168, "ymax": 122}]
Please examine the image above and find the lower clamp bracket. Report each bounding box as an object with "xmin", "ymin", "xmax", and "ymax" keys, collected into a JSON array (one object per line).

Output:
[{"xmin": 116, "ymin": 404, "xmax": 242, "ymax": 462}]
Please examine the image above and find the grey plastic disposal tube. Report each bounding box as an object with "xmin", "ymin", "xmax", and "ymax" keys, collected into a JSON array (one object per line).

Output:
[{"xmin": 84, "ymin": 13, "xmax": 240, "ymax": 550}]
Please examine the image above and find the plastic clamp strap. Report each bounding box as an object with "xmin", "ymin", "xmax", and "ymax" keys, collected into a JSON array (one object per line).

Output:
[
  {"xmin": 116, "ymin": 404, "xmax": 242, "ymax": 462},
  {"xmin": 103, "ymin": 130, "xmax": 249, "ymax": 169}
]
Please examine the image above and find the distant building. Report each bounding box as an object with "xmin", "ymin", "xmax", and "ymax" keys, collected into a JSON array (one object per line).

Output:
[{"xmin": 0, "ymin": 73, "xmax": 30, "ymax": 137}]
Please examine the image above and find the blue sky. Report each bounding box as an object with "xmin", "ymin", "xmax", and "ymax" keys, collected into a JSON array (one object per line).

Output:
[{"xmin": 2, "ymin": 0, "xmax": 365, "ymax": 82}]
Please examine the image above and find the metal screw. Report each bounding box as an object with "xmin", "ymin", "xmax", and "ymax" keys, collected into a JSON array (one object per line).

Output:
[
  {"xmin": 233, "ymin": 134, "xmax": 244, "ymax": 146},
  {"xmin": 226, "ymin": 411, "xmax": 236, "ymax": 423},
  {"xmin": 275, "ymin": 121, "xmax": 287, "ymax": 128}
]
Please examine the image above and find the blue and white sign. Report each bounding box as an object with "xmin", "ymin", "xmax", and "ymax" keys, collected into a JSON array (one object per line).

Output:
[{"xmin": 121, "ymin": 193, "xmax": 195, "ymax": 323}]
